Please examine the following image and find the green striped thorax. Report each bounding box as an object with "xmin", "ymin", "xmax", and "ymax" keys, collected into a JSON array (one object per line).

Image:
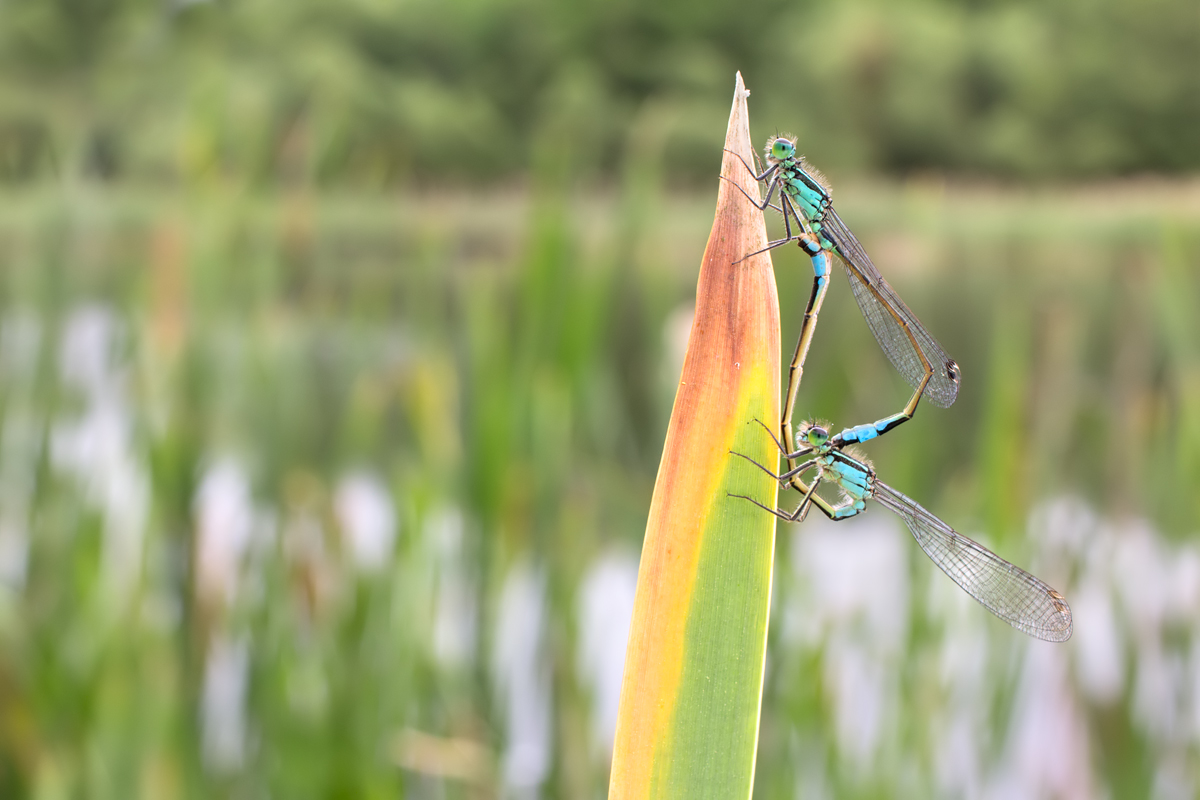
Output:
[{"xmin": 764, "ymin": 135, "xmax": 834, "ymax": 248}]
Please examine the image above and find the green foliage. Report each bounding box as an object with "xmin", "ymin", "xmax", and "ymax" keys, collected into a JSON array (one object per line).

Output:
[
  {"xmin": 1, "ymin": 0, "xmax": 1199, "ymax": 185},
  {"xmin": 0, "ymin": 176, "xmax": 1196, "ymax": 796}
]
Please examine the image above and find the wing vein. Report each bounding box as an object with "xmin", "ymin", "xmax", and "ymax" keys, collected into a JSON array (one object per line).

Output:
[
  {"xmin": 872, "ymin": 482, "xmax": 1072, "ymax": 642},
  {"xmin": 823, "ymin": 209, "xmax": 960, "ymax": 408}
]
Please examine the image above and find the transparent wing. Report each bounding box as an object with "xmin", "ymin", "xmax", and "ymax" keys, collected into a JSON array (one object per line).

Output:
[
  {"xmin": 822, "ymin": 209, "xmax": 960, "ymax": 408},
  {"xmin": 872, "ymin": 481, "xmax": 1072, "ymax": 642}
]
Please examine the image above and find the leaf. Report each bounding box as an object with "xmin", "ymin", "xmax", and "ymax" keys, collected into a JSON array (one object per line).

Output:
[{"xmin": 608, "ymin": 73, "xmax": 781, "ymax": 799}]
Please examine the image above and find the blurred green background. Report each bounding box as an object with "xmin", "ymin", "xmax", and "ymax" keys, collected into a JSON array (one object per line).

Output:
[{"xmin": 0, "ymin": 0, "xmax": 1198, "ymax": 797}]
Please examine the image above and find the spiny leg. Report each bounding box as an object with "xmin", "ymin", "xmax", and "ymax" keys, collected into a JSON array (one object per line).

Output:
[
  {"xmin": 780, "ymin": 192, "xmax": 818, "ymax": 240},
  {"xmin": 730, "ymin": 476, "xmax": 855, "ymax": 523},
  {"xmin": 729, "ymin": 421, "xmax": 824, "ymax": 518},
  {"xmin": 777, "ymin": 192, "xmax": 826, "ymax": 257},
  {"xmin": 751, "ymin": 147, "xmax": 765, "ymax": 176},
  {"xmin": 730, "ymin": 416, "xmax": 818, "ymax": 521},
  {"xmin": 718, "ymin": 171, "xmax": 782, "ymax": 214},
  {"xmin": 794, "ymin": 477, "xmax": 822, "ymax": 523},
  {"xmin": 718, "ymin": 171, "xmax": 816, "ymax": 263},
  {"xmin": 729, "ymin": 448, "xmax": 817, "ymax": 486},
  {"xmin": 718, "ymin": 147, "xmax": 781, "ymax": 213},
  {"xmin": 723, "ymin": 147, "xmax": 778, "ymax": 183},
  {"xmin": 731, "ymin": 200, "xmax": 827, "ymax": 264},
  {"xmin": 733, "ymin": 233, "xmax": 809, "ymax": 264},
  {"xmin": 727, "ymin": 492, "xmax": 809, "ymax": 523},
  {"xmin": 730, "ymin": 474, "xmax": 828, "ymax": 523},
  {"xmin": 749, "ymin": 418, "xmax": 809, "ymax": 462},
  {"xmin": 745, "ymin": 417, "xmax": 826, "ymax": 508},
  {"xmin": 720, "ymin": 156, "xmax": 812, "ymax": 236},
  {"xmin": 717, "ymin": 171, "xmax": 813, "ymax": 263}
]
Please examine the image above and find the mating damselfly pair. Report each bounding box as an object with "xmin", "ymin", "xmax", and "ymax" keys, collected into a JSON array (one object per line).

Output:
[{"xmin": 726, "ymin": 135, "xmax": 1073, "ymax": 643}]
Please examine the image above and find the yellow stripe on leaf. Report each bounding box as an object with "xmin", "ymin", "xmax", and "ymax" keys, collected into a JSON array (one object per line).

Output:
[{"xmin": 609, "ymin": 72, "xmax": 781, "ymax": 800}]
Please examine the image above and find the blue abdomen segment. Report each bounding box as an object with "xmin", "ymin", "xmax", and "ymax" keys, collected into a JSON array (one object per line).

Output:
[
  {"xmin": 837, "ymin": 411, "xmax": 909, "ymax": 444},
  {"xmin": 810, "ymin": 250, "xmax": 831, "ymax": 279},
  {"xmin": 839, "ymin": 423, "xmax": 880, "ymax": 444},
  {"xmin": 829, "ymin": 500, "xmax": 868, "ymax": 519}
]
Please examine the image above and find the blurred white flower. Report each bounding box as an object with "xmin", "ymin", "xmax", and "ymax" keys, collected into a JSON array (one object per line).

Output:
[
  {"xmin": 824, "ymin": 637, "xmax": 890, "ymax": 768},
  {"xmin": 493, "ymin": 559, "xmax": 551, "ymax": 797},
  {"xmin": 1072, "ymin": 579, "xmax": 1124, "ymax": 703},
  {"xmin": 52, "ymin": 305, "xmax": 149, "ymax": 607},
  {"xmin": 787, "ymin": 512, "xmax": 909, "ymax": 653},
  {"xmin": 429, "ymin": 508, "xmax": 476, "ymax": 666},
  {"xmin": 0, "ymin": 314, "xmax": 41, "ymax": 589},
  {"xmin": 990, "ymin": 643, "xmax": 1095, "ymax": 800},
  {"xmin": 577, "ymin": 549, "xmax": 638, "ymax": 757},
  {"xmin": 194, "ymin": 460, "xmax": 254, "ymax": 608},
  {"xmin": 787, "ymin": 512, "xmax": 908, "ymax": 768},
  {"xmin": 1112, "ymin": 520, "xmax": 1170, "ymax": 636},
  {"xmin": 334, "ymin": 471, "xmax": 396, "ymax": 572},
  {"xmin": 201, "ymin": 634, "xmax": 250, "ymax": 772}
]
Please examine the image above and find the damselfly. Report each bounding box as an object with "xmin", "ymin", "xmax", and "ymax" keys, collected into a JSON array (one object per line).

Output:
[
  {"xmin": 731, "ymin": 420, "xmax": 1073, "ymax": 642},
  {"xmin": 725, "ymin": 139, "xmax": 960, "ymax": 466}
]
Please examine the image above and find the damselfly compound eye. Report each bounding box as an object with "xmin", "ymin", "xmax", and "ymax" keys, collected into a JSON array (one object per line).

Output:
[{"xmin": 801, "ymin": 424, "xmax": 829, "ymax": 448}]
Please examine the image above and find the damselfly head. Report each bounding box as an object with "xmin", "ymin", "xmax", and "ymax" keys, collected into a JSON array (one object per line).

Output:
[
  {"xmin": 797, "ymin": 421, "xmax": 830, "ymax": 449},
  {"xmin": 765, "ymin": 135, "xmax": 797, "ymax": 164}
]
